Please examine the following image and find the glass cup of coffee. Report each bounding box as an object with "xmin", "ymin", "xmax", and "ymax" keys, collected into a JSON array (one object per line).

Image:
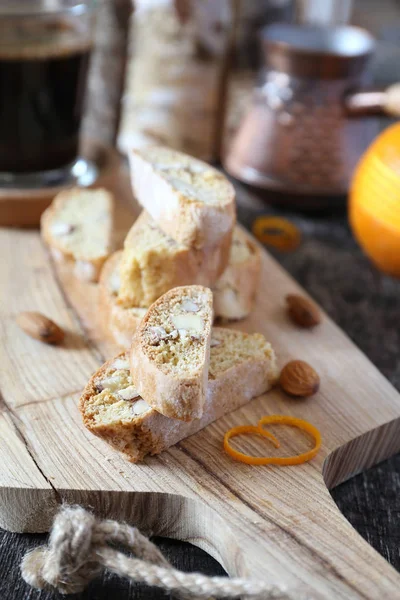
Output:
[{"xmin": 0, "ymin": 1, "xmax": 95, "ymax": 188}]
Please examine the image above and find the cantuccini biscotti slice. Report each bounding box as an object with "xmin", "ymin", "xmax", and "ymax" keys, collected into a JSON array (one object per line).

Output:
[
  {"xmin": 213, "ymin": 227, "xmax": 261, "ymax": 321},
  {"xmin": 130, "ymin": 286, "xmax": 213, "ymax": 421},
  {"xmin": 41, "ymin": 187, "xmax": 114, "ymax": 282},
  {"xmin": 99, "ymin": 251, "xmax": 147, "ymax": 348},
  {"xmin": 117, "ymin": 211, "xmax": 230, "ymax": 308},
  {"xmin": 100, "ymin": 234, "xmax": 260, "ymax": 351},
  {"xmin": 79, "ymin": 328, "xmax": 278, "ymax": 462},
  {"xmin": 129, "ymin": 146, "xmax": 236, "ymax": 249},
  {"xmin": 100, "ymin": 250, "xmax": 226, "ymax": 351}
]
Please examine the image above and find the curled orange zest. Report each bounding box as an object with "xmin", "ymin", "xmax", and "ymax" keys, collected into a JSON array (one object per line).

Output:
[
  {"xmin": 223, "ymin": 425, "xmax": 280, "ymax": 465},
  {"xmin": 252, "ymin": 216, "xmax": 301, "ymax": 252},
  {"xmin": 224, "ymin": 415, "xmax": 321, "ymax": 466},
  {"xmin": 258, "ymin": 415, "xmax": 322, "ymax": 465}
]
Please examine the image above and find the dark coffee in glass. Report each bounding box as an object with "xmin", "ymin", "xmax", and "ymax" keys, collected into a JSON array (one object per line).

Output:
[{"xmin": 0, "ymin": 2, "xmax": 94, "ymax": 187}]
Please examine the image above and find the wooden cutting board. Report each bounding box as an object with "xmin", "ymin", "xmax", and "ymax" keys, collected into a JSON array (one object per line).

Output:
[{"xmin": 0, "ymin": 163, "xmax": 399, "ymax": 600}]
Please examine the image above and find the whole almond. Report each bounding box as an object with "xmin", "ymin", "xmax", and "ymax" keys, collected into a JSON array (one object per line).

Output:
[
  {"xmin": 16, "ymin": 312, "xmax": 65, "ymax": 345},
  {"xmin": 286, "ymin": 294, "xmax": 321, "ymax": 328},
  {"xmin": 280, "ymin": 360, "xmax": 320, "ymax": 397}
]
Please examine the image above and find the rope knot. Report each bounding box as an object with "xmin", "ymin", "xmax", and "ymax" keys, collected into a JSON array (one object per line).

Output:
[
  {"xmin": 21, "ymin": 505, "xmax": 100, "ymax": 594},
  {"xmin": 21, "ymin": 504, "xmax": 291, "ymax": 599}
]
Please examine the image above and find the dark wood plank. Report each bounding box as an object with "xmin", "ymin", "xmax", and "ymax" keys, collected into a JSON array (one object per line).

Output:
[
  {"xmin": 333, "ymin": 455, "xmax": 400, "ymax": 573},
  {"xmin": 0, "ymin": 533, "xmax": 226, "ymax": 600}
]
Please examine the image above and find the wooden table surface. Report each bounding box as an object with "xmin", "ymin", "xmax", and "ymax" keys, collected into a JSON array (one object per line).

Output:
[{"xmin": 0, "ymin": 181, "xmax": 399, "ymax": 599}]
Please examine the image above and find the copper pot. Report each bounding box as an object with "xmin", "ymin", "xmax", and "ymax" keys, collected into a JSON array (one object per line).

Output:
[{"xmin": 224, "ymin": 24, "xmax": 400, "ymax": 197}]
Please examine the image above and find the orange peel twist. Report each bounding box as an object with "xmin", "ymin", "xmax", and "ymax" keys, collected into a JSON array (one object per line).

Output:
[
  {"xmin": 252, "ymin": 216, "xmax": 301, "ymax": 251},
  {"xmin": 224, "ymin": 415, "xmax": 321, "ymax": 466}
]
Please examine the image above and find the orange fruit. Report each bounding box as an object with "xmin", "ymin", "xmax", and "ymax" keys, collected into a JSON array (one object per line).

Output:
[{"xmin": 349, "ymin": 122, "xmax": 400, "ymax": 278}]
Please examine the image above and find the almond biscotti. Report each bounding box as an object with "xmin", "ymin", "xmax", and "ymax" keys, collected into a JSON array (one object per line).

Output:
[
  {"xmin": 129, "ymin": 146, "xmax": 236, "ymax": 249},
  {"xmin": 214, "ymin": 227, "xmax": 261, "ymax": 321},
  {"xmin": 41, "ymin": 187, "xmax": 114, "ymax": 282},
  {"xmin": 99, "ymin": 231, "xmax": 260, "ymax": 350},
  {"xmin": 98, "ymin": 251, "xmax": 147, "ymax": 349},
  {"xmin": 130, "ymin": 286, "xmax": 213, "ymax": 421},
  {"xmin": 79, "ymin": 328, "xmax": 278, "ymax": 462},
  {"xmin": 117, "ymin": 211, "xmax": 230, "ymax": 308}
]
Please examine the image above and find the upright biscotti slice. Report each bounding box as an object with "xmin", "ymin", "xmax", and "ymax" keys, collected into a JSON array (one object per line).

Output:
[
  {"xmin": 99, "ymin": 251, "xmax": 147, "ymax": 349},
  {"xmin": 79, "ymin": 328, "xmax": 278, "ymax": 462},
  {"xmin": 130, "ymin": 286, "xmax": 213, "ymax": 421},
  {"xmin": 117, "ymin": 211, "xmax": 230, "ymax": 308},
  {"xmin": 129, "ymin": 146, "xmax": 236, "ymax": 249},
  {"xmin": 41, "ymin": 187, "xmax": 114, "ymax": 282},
  {"xmin": 214, "ymin": 227, "xmax": 261, "ymax": 321}
]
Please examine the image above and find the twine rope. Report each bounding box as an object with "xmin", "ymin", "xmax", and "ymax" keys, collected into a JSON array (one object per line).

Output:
[{"xmin": 21, "ymin": 505, "xmax": 293, "ymax": 599}]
